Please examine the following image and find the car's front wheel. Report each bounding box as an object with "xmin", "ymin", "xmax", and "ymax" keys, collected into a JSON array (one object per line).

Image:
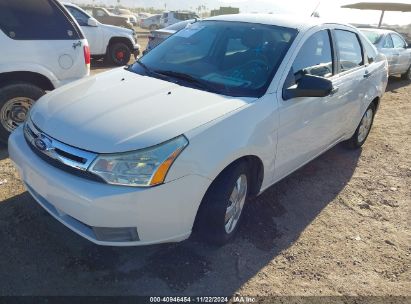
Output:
[
  {"xmin": 344, "ymin": 103, "xmax": 375, "ymax": 149},
  {"xmin": 0, "ymin": 83, "xmax": 45, "ymax": 144},
  {"xmin": 195, "ymin": 161, "xmax": 249, "ymax": 245},
  {"xmin": 108, "ymin": 42, "xmax": 132, "ymax": 66}
]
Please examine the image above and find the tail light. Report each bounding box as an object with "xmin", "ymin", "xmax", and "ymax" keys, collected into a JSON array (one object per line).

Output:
[{"xmin": 83, "ymin": 45, "xmax": 90, "ymax": 65}]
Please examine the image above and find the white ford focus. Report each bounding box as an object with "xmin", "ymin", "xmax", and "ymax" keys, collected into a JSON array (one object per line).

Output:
[{"xmin": 9, "ymin": 15, "xmax": 388, "ymax": 246}]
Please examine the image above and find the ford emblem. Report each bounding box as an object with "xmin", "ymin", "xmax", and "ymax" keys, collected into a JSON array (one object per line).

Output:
[{"xmin": 34, "ymin": 137, "xmax": 49, "ymax": 151}]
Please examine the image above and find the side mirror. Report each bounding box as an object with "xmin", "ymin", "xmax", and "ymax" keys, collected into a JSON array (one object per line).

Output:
[
  {"xmin": 283, "ymin": 73, "xmax": 333, "ymax": 100},
  {"xmin": 88, "ymin": 17, "xmax": 98, "ymax": 27}
]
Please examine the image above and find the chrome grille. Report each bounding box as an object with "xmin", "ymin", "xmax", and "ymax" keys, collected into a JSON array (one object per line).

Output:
[{"xmin": 24, "ymin": 118, "xmax": 99, "ymax": 175}]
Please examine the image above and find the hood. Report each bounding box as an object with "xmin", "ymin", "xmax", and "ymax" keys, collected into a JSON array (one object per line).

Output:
[
  {"xmin": 100, "ymin": 23, "xmax": 134, "ymax": 36},
  {"xmin": 30, "ymin": 68, "xmax": 252, "ymax": 153},
  {"xmin": 109, "ymin": 14, "xmax": 129, "ymax": 21}
]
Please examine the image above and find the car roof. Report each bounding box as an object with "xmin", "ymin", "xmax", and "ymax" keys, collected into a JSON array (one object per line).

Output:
[
  {"xmin": 205, "ymin": 13, "xmax": 353, "ymax": 31},
  {"xmin": 358, "ymin": 28, "xmax": 395, "ymax": 34}
]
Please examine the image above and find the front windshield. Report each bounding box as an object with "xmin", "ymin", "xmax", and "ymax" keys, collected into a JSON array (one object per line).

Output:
[
  {"xmin": 129, "ymin": 20, "xmax": 297, "ymax": 97},
  {"xmin": 361, "ymin": 30, "xmax": 382, "ymax": 45}
]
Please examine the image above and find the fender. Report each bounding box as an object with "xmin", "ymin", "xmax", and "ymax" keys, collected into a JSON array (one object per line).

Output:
[
  {"xmin": 166, "ymin": 94, "xmax": 279, "ymax": 191},
  {"xmin": 0, "ymin": 63, "xmax": 59, "ymax": 88}
]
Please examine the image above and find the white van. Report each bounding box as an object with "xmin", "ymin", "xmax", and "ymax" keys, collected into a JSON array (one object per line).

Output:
[
  {"xmin": 160, "ymin": 11, "xmax": 199, "ymax": 27},
  {"xmin": 0, "ymin": 0, "xmax": 89, "ymax": 143}
]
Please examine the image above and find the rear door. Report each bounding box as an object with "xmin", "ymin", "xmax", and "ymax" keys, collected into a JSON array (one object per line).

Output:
[
  {"xmin": 390, "ymin": 33, "xmax": 410, "ymax": 74},
  {"xmin": 0, "ymin": 0, "xmax": 88, "ymax": 85},
  {"xmin": 331, "ymin": 28, "xmax": 369, "ymax": 137},
  {"xmin": 380, "ymin": 34, "xmax": 397, "ymax": 74}
]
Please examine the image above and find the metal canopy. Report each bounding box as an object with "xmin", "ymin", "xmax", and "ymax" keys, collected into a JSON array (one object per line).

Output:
[
  {"xmin": 342, "ymin": 2, "xmax": 411, "ymax": 11},
  {"xmin": 341, "ymin": 1, "xmax": 411, "ymax": 27}
]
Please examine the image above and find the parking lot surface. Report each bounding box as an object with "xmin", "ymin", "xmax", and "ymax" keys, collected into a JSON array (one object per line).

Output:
[{"xmin": 0, "ymin": 68, "xmax": 409, "ymax": 295}]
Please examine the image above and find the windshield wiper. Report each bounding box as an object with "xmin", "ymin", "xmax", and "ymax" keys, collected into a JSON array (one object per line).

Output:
[
  {"xmin": 153, "ymin": 70, "xmax": 219, "ymax": 92},
  {"xmin": 132, "ymin": 60, "xmax": 154, "ymax": 75}
]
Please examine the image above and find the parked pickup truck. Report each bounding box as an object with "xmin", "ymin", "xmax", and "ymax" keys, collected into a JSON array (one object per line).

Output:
[
  {"xmin": 91, "ymin": 7, "xmax": 133, "ymax": 29},
  {"xmin": 65, "ymin": 3, "xmax": 140, "ymax": 66}
]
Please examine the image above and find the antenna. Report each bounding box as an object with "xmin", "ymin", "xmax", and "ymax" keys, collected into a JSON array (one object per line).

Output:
[{"xmin": 311, "ymin": 1, "xmax": 321, "ymax": 17}]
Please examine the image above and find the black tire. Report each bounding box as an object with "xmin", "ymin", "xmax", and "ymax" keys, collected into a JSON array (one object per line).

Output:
[
  {"xmin": 401, "ymin": 65, "xmax": 411, "ymax": 80},
  {"xmin": 194, "ymin": 161, "xmax": 249, "ymax": 245},
  {"xmin": 107, "ymin": 42, "xmax": 132, "ymax": 66},
  {"xmin": 344, "ymin": 103, "xmax": 376, "ymax": 149},
  {"xmin": 0, "ymin": 83, "xmax": 45, "ymax": 144}
]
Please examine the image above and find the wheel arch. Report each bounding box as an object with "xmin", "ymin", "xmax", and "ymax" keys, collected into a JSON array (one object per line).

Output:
[
  {"xmin": 0, "ymin": 71, "xmax": 54, "ymax": 91},
  {"xmin": 107, "ymin": 36, "xmax": 134, "ymax": 53},
  {"xmin": 191, "ymin": 154, "xmax": 264, "ymax": 234},
  {"xmin": 371, "ymin": 96, "xmax": 380, "ymax": 112}
]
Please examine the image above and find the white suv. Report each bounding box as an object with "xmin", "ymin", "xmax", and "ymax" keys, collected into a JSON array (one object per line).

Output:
[
  {"xmin": 64, "ymin": 3, "xmax": 140, "ymax": 66},
  {"xmin": 9, "ymin": 15, "xmax": 388, "ymax": 246},
  {"xmin": 0, "ymin": 0, "xmax": 90, "ymax": 143}
]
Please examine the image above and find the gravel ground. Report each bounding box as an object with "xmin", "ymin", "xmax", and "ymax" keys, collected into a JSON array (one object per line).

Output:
[{"xmin": 0, "ymin": 73, "xmax": 409, "ymax": 297}]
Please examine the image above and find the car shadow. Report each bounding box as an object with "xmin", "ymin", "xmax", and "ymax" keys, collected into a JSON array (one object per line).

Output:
[
  {"xmin": 0, "ymin": 143, "xmax": 8, "ymax": 161},
  {"xmin": 90, "ymin": 58, "xmax": 116, "ymax": 71},
  {"xmin": 0, "ymin": 144, "xmax": 360, "ymax": 295},
  {"xmin": 386, "ymin": 76, "xmax": 410, "ymax": 92},
  {"xmin": 90, "ymin": 58, "xmax": 135, "ymax": 71}
]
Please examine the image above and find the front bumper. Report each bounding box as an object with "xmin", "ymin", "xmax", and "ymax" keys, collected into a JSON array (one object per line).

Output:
[
  {"xmin": 133, "ymin": 44, "xmax": 141, "ymax": 58},
  {"xmin": 8, "ymin": 126, "xmax": 211, "ymax": 246}
]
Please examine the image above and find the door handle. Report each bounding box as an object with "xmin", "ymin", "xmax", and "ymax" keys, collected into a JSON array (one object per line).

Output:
[
  {"xmin": 330, "ymin": 87, "xmax": 339, "ymax": 95},
  {"xmin": 364, "ymin": 71, "xmax": 371, "ymax": 78}
]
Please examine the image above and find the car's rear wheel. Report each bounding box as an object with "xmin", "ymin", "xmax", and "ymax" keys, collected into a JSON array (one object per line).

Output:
[
  {"xmin": 108, "ymin": 42, "xmax": 132, "ymax": 66},
  {"xmin": 344, "ymin": 103, "xmax": 375, "ymax": 149},
  {"xmin": 195, "ymin": 161, "xmax": 249, "ymax": 245},
  {"xmin": 401, "ymin": 65, "xmax": 411, "ymax": 81},
  {"xmin": 0, "ymin": 83, "xmax": 45, "ymax": 144}
]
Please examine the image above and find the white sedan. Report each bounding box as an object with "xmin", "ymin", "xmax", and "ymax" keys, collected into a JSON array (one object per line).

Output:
[{"xmin": 9, "ymin": 14, "xmax": 388, "ymax": 246}]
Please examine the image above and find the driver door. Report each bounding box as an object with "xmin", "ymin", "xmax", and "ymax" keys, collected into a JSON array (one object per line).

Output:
[{"xmin": 274, "ymin": 29, "xmax": 341, "ymax": 181}]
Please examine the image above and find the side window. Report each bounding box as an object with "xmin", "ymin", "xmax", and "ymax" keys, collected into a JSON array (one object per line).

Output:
[
  {"xmin": 361, "ymin": 37, "xmax": 378, "ymax": 64},
  {"xmin": 0, "ymin": 0, "xmax": 82, "ymax": 40},
  {"xmin": 66, "ymin": 7, "xmax": 89, "ymax": 26},
  {"xmin": 335, "ymin": 30, "xmax": 363, "ymax": 72},
  {"xmin": 96, "ymin": 9, "xmax": 105, "ymax": 17},
  {"xmin": 383, "ymin": 35, "xmax": 394, "ymax": 48},
  {"xmin": 292, "ymin": 30, "xmax": 333, "ymax": 78},
  {"xmin": 391, "ymin": 34, "xmax": 406, "ymax": 48}
]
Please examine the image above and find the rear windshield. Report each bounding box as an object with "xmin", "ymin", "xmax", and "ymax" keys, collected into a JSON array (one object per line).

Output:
[
  {"xmin": 0, "ymin": 0, "xmax": 83, "ymax": 40},
  {"xmin": 165, "ymin": 20, "xmax": 194, "ymax": 31},
  {"xmin": 360, "ymin": 30, "xmax": 382, "ymax": 45}
]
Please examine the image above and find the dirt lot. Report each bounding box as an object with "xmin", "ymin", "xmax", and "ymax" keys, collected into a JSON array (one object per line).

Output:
[{"xmin": 0, "ymin": 68, "xmax": 409, "ymax": 297}]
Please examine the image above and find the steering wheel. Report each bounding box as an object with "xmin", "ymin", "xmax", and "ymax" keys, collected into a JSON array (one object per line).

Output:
[{"xmin": 229, "ymin": 59, "xmax": 270, "ymax": 87}]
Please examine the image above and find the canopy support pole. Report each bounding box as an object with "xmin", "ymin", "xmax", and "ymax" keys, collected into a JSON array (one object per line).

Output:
[{"xmin": 378, "ymin": 10, "xmax": 385, "ymax": 27}]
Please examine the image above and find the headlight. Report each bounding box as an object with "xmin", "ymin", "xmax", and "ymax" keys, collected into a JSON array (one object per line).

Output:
[{"xmin": 89, "ymin": 136, "xmax": 188, "ymax": 187}]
